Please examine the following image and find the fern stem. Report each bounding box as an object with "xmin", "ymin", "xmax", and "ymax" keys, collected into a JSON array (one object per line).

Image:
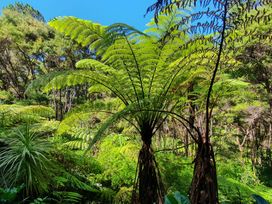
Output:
[
  {"xmin": 205, "ymin": 0, "xmax": 228, "ymax": 142},
  {"xmin": 124, "ymin": 36, "xmax": 145, "ymax": 99},
  {"xmin": 75, "ymin": 73, "xmax": 129, "ymax": 105}
]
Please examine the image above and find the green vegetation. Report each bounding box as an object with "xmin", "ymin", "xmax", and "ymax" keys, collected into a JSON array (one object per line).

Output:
[{"xmin": 0, "ymin": 1, "xmax": 271, "ymax": 204}]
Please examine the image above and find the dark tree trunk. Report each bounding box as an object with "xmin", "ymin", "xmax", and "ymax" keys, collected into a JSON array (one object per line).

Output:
[
  {"xmin": 190, "ymin": 141, "xmax": 218, "ymax": 204},
  {"xmin": 187, "ymin": 82, "xmax": 196, "ymax": 157},
  {"xmin": 132, "ymin": 136, "xmax": 164, "ymax": 204},
  {"xmin": 59, "ymin": 89, "xmax": 63, "ymax": 120},
  {"xmin": 184, "ymin": 132, "xmax": 189, "ymax": 156}
]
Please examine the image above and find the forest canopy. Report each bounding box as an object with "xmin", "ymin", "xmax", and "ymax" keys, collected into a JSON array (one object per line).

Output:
[{"xmin": 0, "ymin": 1, "xmax": 271, "ymax": 204}]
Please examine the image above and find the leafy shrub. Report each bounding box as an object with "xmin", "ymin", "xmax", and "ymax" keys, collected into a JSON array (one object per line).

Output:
[
  {"xmin": 217, "ymin": 160, "xmax": 259, "ymax": 186},
  {"xmin": 0, "ymin": 90, "xmax": 14, "ymax": 104},
  {"xmin": 114, "ymin": 186, "xmax": 133, "ymax": 204},
  {"xmin": 0, "ymin": 185, "xmax": 23, "ymax": 203},
  {"xmin": 52, "ymin": 149, "xmax": 102, "ymax": 177},
  {"xmin": 218, "ymin": 177, "xmax": 255, "ymax": 203},
  {"xmin": 156, "ymin": 153, "xmax": 193, "ymax": 195},
  {"xmin": 217, "ymin": 160, "xmax": 272, "ymax": 203},
  {"xmin": 94, "ymin": 134, "xmax": 139, "ymax": 188},
  {"xmin": 0, "ymin": 104, "xmax": 54, "ymax": 128},
  {"xmin": 256, "ymin": 153, "xmax": 272, "ymax": 187}
]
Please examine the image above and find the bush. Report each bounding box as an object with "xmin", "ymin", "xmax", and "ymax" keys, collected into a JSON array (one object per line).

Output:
[
  {"xmin": 156, "ymin": 152, "xmax": 193, "ymax": 196},
  {"xmin": 94, "ymin": 134, "xmax": 139, "ymax": 188},
  {"xmin": 217, "ymin": 160, "xmax": 272, "ymax": 203},
  {"xmin": 114, "ymin": 187, "xmax": 133, "ymax": 204}
]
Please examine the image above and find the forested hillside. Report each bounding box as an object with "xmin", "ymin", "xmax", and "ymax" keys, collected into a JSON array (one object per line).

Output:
[{"xmin": 0, "ymin": 1, "xmax": 271, "ymax": 204}]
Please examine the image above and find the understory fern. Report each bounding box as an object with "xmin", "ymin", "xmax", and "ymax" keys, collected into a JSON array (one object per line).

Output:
[
  {"xmin": 0, "ymin": 104, "xmax": 54, "ymax": 127},
  {"xmin": 56, "ymin": 99, "xmax": 123, "ymax": 150}
]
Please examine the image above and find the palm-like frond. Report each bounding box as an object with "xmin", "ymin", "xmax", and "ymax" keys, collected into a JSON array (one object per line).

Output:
[
  {"xmin": 35, "ymin": 13, "xmax": 220, "ymax": 147},
  {"xmin": 147, "ymin": 0, "xmax": 272, "ymax": 44},
  {"xmin": 49, "ymin": 17, "xmax": 147, "ymax": 56},
  {"xmin": 42, "ymin": 34, "xmax": 187, "ymax": 102},
  {"xmin": 25, "ymin": 71, "xmax": 64, "ymax": 95},
  {"xmin": 49, "ymin": 17, "xmax": 107, "ymax": 54}
]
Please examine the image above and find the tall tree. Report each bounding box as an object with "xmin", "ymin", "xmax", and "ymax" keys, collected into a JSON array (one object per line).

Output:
[{"xmin": 0, "ymin": 3, "xmax": 90, "ymax": 99}]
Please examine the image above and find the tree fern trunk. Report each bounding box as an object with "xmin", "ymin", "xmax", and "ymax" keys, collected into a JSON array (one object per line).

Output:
[
  {"xmin": 133, "ymin": 137, "xmax": 164, "ymax": 204},
  {"xmin": 190, "ymin": 142, "xmax": 218, "ymax": 204}
]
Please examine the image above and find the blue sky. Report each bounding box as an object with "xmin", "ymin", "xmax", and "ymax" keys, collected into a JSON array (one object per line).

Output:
[{"xmin": 0, "ymin": 0, "xmax": 155, "ymax": 31}]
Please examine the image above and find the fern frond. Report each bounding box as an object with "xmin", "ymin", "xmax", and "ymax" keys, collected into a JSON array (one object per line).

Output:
[
  {"xmin": 145, "ymin": 8, "xmax": 189, "ymax": 42},
  {"xmin": 49, "ymin": 17, "xmax": 106, "ymax": 53},
  {"xmin": 61, "ymin": 171, "xmax": 96, "ymax": 191},
  {"xmin": 0, "ymin": 104, "xmax": 54, "ymax": 127},
  {"xmin": 53, "ymin": 191, "xmax": 83, "ymax": 203},
  {"xmin": 25, "ymin": 71, "xmax": 64, "ymax": 95},
  {"xmin": 56, "ymin": 99, "xmax": 123, "ymax": 149},
  {"xmin": 49, "ymin": 17, "xmax": 147, "ymax": 56},
  {"xmin": 42, "ymin": 71, "xmax": 91, "ymax": 92},
  {"xmin": 89, "ymin": 102, "xmax": 142, "ymax": 148},
  {"xmin": 106, "ymin": 23, "xmax": 149, "ymax": 40},
  {"xmin": 88, "ymin": 84, "xmax": 110, "ymax": 94},
  {"xmin": 30, "ymin": 120, "xmax": 60, "ymax": 135}
]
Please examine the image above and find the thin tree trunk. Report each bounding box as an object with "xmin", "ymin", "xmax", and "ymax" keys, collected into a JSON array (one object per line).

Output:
[
  {"xmin": 59, "ymin": 89, "xmax": 63, "ymax": 120},
  {"xmin": 187, "ymin": 82, "xmax": 196, "ymax": 157}
]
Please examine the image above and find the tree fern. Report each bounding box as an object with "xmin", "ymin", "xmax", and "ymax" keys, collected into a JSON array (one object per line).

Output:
[
  {"xmin": 41, "ymin": 14, "xmax": 196, "ymax": 203},
  {"xmin": 42, "ymin": 11, "xmax": 238, "ymax": 203},
  {"xmin": 146, "ymin": 0, "xmax": 272, "ymax": 203}
]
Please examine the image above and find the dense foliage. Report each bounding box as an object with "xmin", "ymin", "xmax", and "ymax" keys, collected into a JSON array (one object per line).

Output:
[{"xmin": 0, "ymin": 2, "xmax": 271, "ymax": 204}]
